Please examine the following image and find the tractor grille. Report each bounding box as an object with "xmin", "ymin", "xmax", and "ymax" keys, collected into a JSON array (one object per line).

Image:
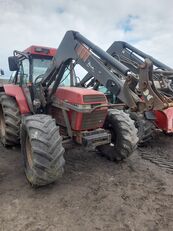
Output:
[
  {"xmin": 81, "ymin": 110, "xmax": 106, "ymax": 130},
  {"xmin": 83, "ymin": 95, "xmax": 106, "ymax": 103}
]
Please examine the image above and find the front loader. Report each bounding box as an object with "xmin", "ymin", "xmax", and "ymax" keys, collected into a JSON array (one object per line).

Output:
[
  {"xmin": 106, "ymin": 41, "xmax": 173, "ymax": 137},
  {"xmin": 80, "ymin": 41, "xmax": 173, "ymax": 144},
  {"xmin": 0, "ymin": 31, "xmax": 139, "ymax": 187}
]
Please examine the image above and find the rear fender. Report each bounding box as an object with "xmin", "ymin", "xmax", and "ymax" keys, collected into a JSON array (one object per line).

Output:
[
  {"xmin": 155, "ymin": 107, "xmax": 173, "ymax": 133},
  {"xmin": 2, "ymin": 84, "xmax": 30, "ymax": 114}
]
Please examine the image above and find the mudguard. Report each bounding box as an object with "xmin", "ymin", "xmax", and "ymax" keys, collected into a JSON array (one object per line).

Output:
[{"xmin": 2, "ymin": 84, "xmax": 30, "ymax": 114}]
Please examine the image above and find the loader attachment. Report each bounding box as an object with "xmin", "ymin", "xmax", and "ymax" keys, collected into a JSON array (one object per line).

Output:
[{"xmin": 107, "ymin": 41, "xmax": 173, "ymax": 95}]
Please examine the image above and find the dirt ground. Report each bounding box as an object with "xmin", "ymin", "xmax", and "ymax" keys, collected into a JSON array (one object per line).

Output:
[{"xmin": 0, "ymin": 132, "xmax": 173, "ymax": 231}]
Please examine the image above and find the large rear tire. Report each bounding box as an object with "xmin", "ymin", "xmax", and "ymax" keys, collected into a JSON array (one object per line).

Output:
[
  {"xmin": 0, "ymin": 94, "xmax": 20, "ymax": 146},
  {"xmin": 97, "ymin": 109, "xmax": 138, "ymax": 161},
  {"xmin": 21, "ymin": 114, "xmax": 65, "ymax": 186}
]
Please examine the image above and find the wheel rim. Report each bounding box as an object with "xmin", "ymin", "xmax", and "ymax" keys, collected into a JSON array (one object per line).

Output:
[
  {"xmin": 26, "ymin": 136, "xmax": 33, "ymax": 169},
  {"xmin": 0, "ymin": 105, "xmax": 5, "ymax": 138}
]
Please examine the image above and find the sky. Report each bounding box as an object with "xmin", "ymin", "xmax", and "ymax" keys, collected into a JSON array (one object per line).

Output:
[{"xmin": 0, "ymin": 0, "xmax": 173, "ymax": 77}]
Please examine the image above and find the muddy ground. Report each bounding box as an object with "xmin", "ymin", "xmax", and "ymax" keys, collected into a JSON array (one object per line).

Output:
[{"xmin": 0, "ymin": 132, "xmax": 173, "ymax": 231}]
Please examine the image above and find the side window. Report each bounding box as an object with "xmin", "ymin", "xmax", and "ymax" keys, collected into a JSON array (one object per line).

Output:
[
  {"xmin": 32, "ymin": 58, "xmax": 52, "ymax": 82},
  {"xmin": 19, "ymin": 59, "xmax": 30, "ymax": 84},
  {"xmin": 50, "ymin": 64, "xmax": 89, "ymax": 88},
  {"xmin": 59, "ymin": 68, "xmax": 71, "ymax": 87},
  {"xmin": 73, "ymin": 64, "xmax": 87, "ymax": 83},
  {"xmin": 9, "ymin": 71, "xmax": 18, "ymax": 84},
  {"xmin": 59, "ymin": 64, "xmax": 88, "ymax": 87}
]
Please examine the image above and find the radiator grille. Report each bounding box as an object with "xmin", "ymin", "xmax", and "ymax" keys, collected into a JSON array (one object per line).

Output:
[
  {"xmin": 83, "ymin": 95, "xmax": 106, "ymax": 103},
  {"xmin": 81, "ymin": 110, "xmax": 106, "ymax": 130}
]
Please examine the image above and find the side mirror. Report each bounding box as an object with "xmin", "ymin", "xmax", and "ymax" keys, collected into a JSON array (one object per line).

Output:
[
  {"xmin": 0, "ymin": 69, "xmax": 4, "ymax": 76},
  {"xmin": 8, "ymin": 56, "xmax": 20, "ymax": 71}
]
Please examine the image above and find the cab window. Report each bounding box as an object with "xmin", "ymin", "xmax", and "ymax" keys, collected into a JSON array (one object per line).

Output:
[
  {"xmin": 59, "ymin": 68, "xmax": 71, "ymax": 86},
  {"xmin": 9, "ymin": 59, "xmax": 29, "ymax": 85},
  {"xmin": 19, "ymin": 59, "xmax": 30, "ymax": 84},
  {"xmin": 33, "ymin": 58, "xmax": 52, "ymax": 82}
]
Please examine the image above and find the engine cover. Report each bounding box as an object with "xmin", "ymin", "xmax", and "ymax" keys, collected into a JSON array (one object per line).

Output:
[{"xmin": 53, "ymin": 87, "xmax": 108, "ymax": 131}]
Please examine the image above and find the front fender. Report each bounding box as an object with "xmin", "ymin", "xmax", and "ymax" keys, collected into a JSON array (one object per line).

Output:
[{"xmin": 3, "ymin": 84, "xmax": 30, "ymax": 114}]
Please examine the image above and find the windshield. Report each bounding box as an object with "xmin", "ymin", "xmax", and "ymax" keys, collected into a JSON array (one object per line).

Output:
[{"xmin": 33, "ymin": 58, "xmax": 52, "ymax": 81}]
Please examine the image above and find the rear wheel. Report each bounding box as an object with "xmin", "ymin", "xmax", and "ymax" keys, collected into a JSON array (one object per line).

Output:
[
  {"xmin": 97, "ymin": 109, "xmax": 138, "ymax": 161},
  {"xmin": 21, "ymin": 114, "xmax": 65, "ymax": 186},
  {"xmin": 0, "ymin": 94, "xmax": 20, "ymax": 146}
]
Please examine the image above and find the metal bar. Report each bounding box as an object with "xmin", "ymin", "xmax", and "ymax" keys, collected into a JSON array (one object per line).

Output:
[
  {"xmin": 74, "ymin": 32, "xmax": 130, "ymax": 75},
  {"xmin": 122, "ymin": 41, "xmax": 172, "ymax": 70},
  {"xmin": 153, "ymin": 70, "xmax": 173, "ymax": 75},
  {"xmin": 53, "ymin": 100, "xmax": 108, "ymax": 113},
  {"xmin": 108, "ymin": 41, "xmax": 172, "ymax": 71}
]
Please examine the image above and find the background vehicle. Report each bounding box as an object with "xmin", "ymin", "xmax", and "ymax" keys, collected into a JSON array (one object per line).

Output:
[
  {"xmin": 0, "ymin": 31, "xmax": 138, "ymax": 186},
  {"xmin": 80, "ymin": 41, "xmax": 173, "ymax": 144},
  {"xmin": 0, "ymin": 69, "xmax": 9, "ymax": 85},
  {"xmin": 0, "ymin": 69, "xmax": 4, "ymax": 76},
  {"xmin": 107, "ymin": 41, "xmax": 173, "ymax": 138}
]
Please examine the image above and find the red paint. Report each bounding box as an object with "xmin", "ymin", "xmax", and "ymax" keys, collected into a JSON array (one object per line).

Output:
[
  {"xmin": 55, "ymin": 87, "xmax": 108, "ymax": 131},
  {"xmin": 24, "ymin": 45, "xmax": 57, "ymax": 57},
  {"xmin": 55, "ymin": 87, "xmax": 107, "ymax": 105},
  {"xmin": 155, "ymin": 107, "xmax": 173, "ymax": 133},
  {"xmin": 3, "ymin": 85, "xmax": 30, "ymax": 114}
]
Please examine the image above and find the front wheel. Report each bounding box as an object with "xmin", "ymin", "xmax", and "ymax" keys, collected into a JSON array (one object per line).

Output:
[
  {"xmin": 21, "ymin": 114, "xmax": 65, "ymax": 186},
  {"xmin": 97, "ymin": 109, "xmax": 138, "ymax": 161}
]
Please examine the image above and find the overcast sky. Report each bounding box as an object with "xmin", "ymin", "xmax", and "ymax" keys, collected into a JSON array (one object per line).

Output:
[{"xmin": 0, "ymin": 0, "xmax": 173, "ymax": 76}]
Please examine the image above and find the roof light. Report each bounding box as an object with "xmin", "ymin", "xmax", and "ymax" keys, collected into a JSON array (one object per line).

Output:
[{"xmin": 34, "ymin": 47, "xmax": 50, "ymax": 54}]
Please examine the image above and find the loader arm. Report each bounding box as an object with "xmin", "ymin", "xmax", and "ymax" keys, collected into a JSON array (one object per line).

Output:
[
  {"xmin": 81, "ymin": 40, "xmax": 173, "ymax": 111},
  {"xmin": 106, "ymin": 41, "xmax": 173, "ymax": 94},
  {"xmin": 40, "ymin": 31, "xmax": 139, "ymax": 110},
  {"xmin": 106, "ymin": 41, "xmax": 173, "ymax": 72},
  {"xmin": 106, "ymin": 41, "xmax": 173, "ymax": 110}
]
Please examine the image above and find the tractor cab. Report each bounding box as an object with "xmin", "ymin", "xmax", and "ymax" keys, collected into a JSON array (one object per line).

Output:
[
  {"xmin": 8, "ymin": 45, "xmax": 59, "ymax": 113},
  {"xmin": 9, "ymin": 45, "xmax": 56, "ymax": 85}
]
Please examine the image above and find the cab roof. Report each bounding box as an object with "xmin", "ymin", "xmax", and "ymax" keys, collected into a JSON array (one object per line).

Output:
[{"xmin": 24, "ymin": 45, "xmax": 57, "ymax": 57}]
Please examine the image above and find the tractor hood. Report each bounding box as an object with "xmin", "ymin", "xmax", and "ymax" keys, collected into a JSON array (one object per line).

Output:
[{"xmin": 55, "ymin": 87, "xmax": 107, "ymax": 105}]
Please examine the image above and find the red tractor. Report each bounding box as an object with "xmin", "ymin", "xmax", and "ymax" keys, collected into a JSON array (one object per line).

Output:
[{"xmin": 0, "ymin": 31, "xmax": 138, "ymax": 186}]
